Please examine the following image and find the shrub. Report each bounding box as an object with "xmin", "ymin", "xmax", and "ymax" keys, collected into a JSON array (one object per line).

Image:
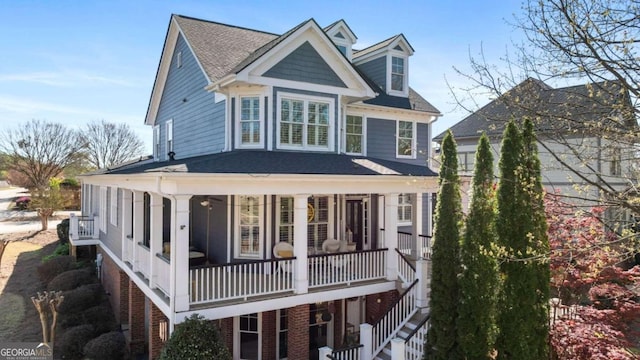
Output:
[
  {"xmin": 37, "ymin": 255, "xmax": 77, "ymax": 284},
  {"xmin": 159, "ymin": 314, "xmax": 231, "ymax": 360},
  {"xmin": 42, "ymin": 243, "xmax": 70, "ymax": 262},
  {"xmin": 47, "ymin": 268, "xmax": 95, "ymax": 292},
  {"xmin": 57, "ymin": 284, "xmax": 103, "ymax": 314},
  {"xmin": 83, "ymin": 331, "xmax": 127, "ymax": 360},
  {"xmin": 57, "ymin": 218, "xmax": 70, "ymax": 244},
  {"xmin": 58, "ymin": 324, "xmax": 95, "ymax": 359},
  {"xmin": 59, "ymin": 303, "xmax": 117, "ymax": 332}
]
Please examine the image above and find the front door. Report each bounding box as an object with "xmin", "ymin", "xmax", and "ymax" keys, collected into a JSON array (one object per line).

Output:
[{"xmin": 346, "ymin": 200, "xmax": 364, "ymax": 250}]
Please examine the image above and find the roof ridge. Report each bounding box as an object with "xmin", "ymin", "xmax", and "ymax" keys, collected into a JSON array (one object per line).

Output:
[
  {"xmin": 173, "ymin": 14, "xmax": 280, "ymax": 37},
  {"xmin": 353, "ymin": 34, "xmax": 401, "ymax": 56}
]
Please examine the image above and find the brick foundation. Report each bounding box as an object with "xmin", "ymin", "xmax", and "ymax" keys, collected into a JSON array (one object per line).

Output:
[
  {"xmin": 366, "ymin": 290, "xmax": 399, "ymax": 324},
  {"xmin": 287, "ymin": 304, "xmax": 309, "ymax": 360},
  {"xmin": 220, "ymin": 317, "xmax": 234, "ymax": 354},
  {"xmin": 149, "ymin": 301, "xmax": 168, "ymax": 360},
  {"xmin": 262, "ymin": 311, "xmax": 277, "ymax": 360},
  {"xmin": 128, "ymin": 280, "xmax": 146, "ymax": 355},
  {"xmin": 118, "ymin": 270, "xmax": 129, "ymax": 324}
]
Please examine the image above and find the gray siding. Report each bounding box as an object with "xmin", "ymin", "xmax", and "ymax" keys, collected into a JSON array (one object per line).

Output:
[
  {"xmin": 102, "ymin": 187, "xmax": 122, "ymax": 261},
  {"xmin": 191, "ymin": 195, "xmax": 228, "ymax": 265},
  {"xmin": 366, "ymin": 118, "xmax": 429, "ymax": 166},
  {"xmin": 155, "ymin": 34, "xmax": 225, "ymax": 160},
  {"xmin": 356, "ymin": 56, "xmax": 386, "ymax": 91},
  {"xmin": 263, "ymin": 41, "xmax": 346, "ymax": 88},
  {"xmin": 271, "ymin": 87, "xmax": 340, "ymax": 153}
]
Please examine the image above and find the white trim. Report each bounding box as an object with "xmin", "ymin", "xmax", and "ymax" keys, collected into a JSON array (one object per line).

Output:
[
  {"xmin": 99, "ymin": 187, "xmax": 107, "ymax": 232},
  {"xmin": 397, "ymin": 193, "xmax": 412, "ymax": 226},
  {"xmin": 166, "ymin": 119, "xmax": 174, "ymax": 153},
  {"xmin": 344, "ymin": 113, "xmax": 366, "ymax": 155},
  {"xmin": 153, "ymin": 125, "xmax": 160, "ymax": 161},
  {"xmin": 234, "ymin": 313, "xmax": 262, "ymax": 360},
  {"xmin": 235, "ymin": 94, "xmax": 265, "ymax": 149},
  {"xmin": 176, "ymin": 51, "xmax": 182, "ymax": 68},
  {"xmin": 347, "ymin": 102, "xmax": 440, "ymax": 123},
  {"xmin": 214, "ymin": 91, "xmax": 226, "ymax": 103},
  {"xmin": 276, "ymin": 92, "xmax": 335, "ymax": 151},
  {"xmin": 396, "ymin": 120, "xmax": 416, "ymax": 159},
  {"xmin": 110, "ymin": 187, "xmax": 118, "ymax": 226},
  {"xmin": 352, "ymin": 34, "xmax": 414, "ymax": 64},
  {"xmin": 234, "ymin": 195, "xmax": 264, "ymax": 259},
  {"xmin": 387, "ymin": 54, "xmax": 408, "ymax": 97}
]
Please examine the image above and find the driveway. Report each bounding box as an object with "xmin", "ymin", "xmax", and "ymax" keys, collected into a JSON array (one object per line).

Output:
[{"xmin": 0, "ymin": 187, "xmax": 73, "ymax": 233}]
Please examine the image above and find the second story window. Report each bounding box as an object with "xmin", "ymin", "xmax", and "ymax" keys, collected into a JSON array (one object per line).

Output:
[
  {"xmin": 391, "ymin": 56, "xmax": 405, "ymax": 92},
  {"xmin": 610, "ymin": 148, "xmax": 622, "ymax": 176},
  {"xmin": 397, "ymin": 120, "xmax": 415, "ymax": 158},
  {"xmin": 346, "ymin": 115, "xmax": 363, "ymax": 154},
  {"xmin": 153, "ymin": 125, "xmax": 160, "ymax": 161},
  {"xmin": 278, "ymin": 93, "xmax": 334, "ymax": 151},
  {"xmin": 240, "ymin": 96, "xmax": 261, "ymax": 146},
  {"xmin": 458, "ymin": 152, "xmax": 476, "ymax": 172},
  {"xmin": 166, "ymin": 120, "xmax": 173, "ymax": 154}
]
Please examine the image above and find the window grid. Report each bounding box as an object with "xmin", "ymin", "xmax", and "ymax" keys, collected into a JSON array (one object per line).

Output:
[
  {"xmin": 239, "ymin": 196, "xmax": 261, "ymax": 257},
  {"xmin": 166, "ymin": 120, "xmax": 173, "ymax": 153},
  {"xmin": 240, "ymin": 97, "xmax": 261, "ymax": 145},
  {"xmin": 398, "ymin": 194, "xmax": 412, "ymax": 224},
  {"xmin": 346, "ymin": 115, "xmax": 363, "ymax": 154},
  {"xmin": 279, "ymin": 197, "xmax": 294, "ymax": 244},
  {"xmin": 391, "ymin": 56, "xmax": 405, "ymax": 91},
  {"xmin": 397, "ymin": 121, "xmax": 414, "ymax": 157},
  {"xmin": 279, "ymin": 96, "xmax": 332, "ymax": 150},
  {"xmin": 239, "ymin": 313, "xmax": 259, "ymax": 360},
  {"xmin": 458, "ymin": 152, "xmax": 476, "ymax": 172},
  {"xmin": 307, "ymin": 102, "xmax": 329, "ymax": 146},
  {"xmin": 308, "ymin": 196, "xmax": 329, "ymax": 250},
  {"xmin": 280, "ymin": 99, "xmax": 304, "ymax": 146}
]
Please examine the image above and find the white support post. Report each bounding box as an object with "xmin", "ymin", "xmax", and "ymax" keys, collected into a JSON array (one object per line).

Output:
[
  {"xmin": 360, "ymin": 323, "xmax": 373, "ymax": 360},
  {"xmin": 69, "ymin": 213, "xmax": 78, "ymax": 241},
  {"xmin": 92, "ymin": 216, "xmax": 99, "ymax": 239},
  {"xmin": 391, "ymin": 337, "xmax": 405, "ymax": 360},
  {"xmin": 121, "ymin": 190, "xmax": 132, "ymax": 262},
  {"xmin": 132, "ymin": 191, "xmax": 144, "ymax": 272},
  {"xmin": 415, "ymin": 259, "xmax": 430, "ymax": 309},
  {"xmin": 318, "ymin": 347, "xmax": 333, "ymax": 359},
  {"xmin": 171, "ymin": 195, "xmax": 191, "ymax": 315},
  {"xmin": 293, "ymin": 194, "xmax": 309, "ymax": 294},
  {"xmin": 384, "ymin": 193, "xmax": 399, "ymax": 281},
  {"xmin": 411, "ymin": 193, "xmax": 420, "ymax": 258},
  {"xmin": 149, "ymin": 193, "xmax": 163, "ymax": 289}
]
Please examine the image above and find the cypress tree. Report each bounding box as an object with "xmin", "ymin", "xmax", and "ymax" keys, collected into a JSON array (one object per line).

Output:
[
  {"xmin": 457, "ymin": 133, "xmax": 499, "ymax": 359},
  {"xmin": 425, "ymin": 130, "xmax": 463, "ymax": 360},
  {"xmin": 495, "ymin": 120, "xmax": 549, "ymax": 359}
]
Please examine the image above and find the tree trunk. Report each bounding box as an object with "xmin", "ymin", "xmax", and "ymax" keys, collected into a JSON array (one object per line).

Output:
[
  {"xmin": 38, "ymin": 208, "xmax": 53, "ymax": 231},
  {"xmin": 31, "ymin": 296, "xmax": 50, "ymax": 343},
  {"xmin": 0, "ymin": 240, "xmax": 8, "ymax": 268}
]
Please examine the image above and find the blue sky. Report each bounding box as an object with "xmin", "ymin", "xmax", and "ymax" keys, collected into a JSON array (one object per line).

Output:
[{"xmin": 0, "ymin": 0, "xmax": 524, "ymax": 152}]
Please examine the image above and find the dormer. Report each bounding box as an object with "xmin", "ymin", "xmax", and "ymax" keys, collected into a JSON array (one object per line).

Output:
[
  {"xmin": 353, "ymin": 34, "xmax": 414, "ymax": 97},
  {"xmin": 324, "ymin": 20, "xmax": 357, "ymax": 61}
]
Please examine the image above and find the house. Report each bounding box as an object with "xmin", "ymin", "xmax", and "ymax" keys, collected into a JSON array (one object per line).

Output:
[
  {"xmin": 434, "ymin": 78, "xmax": 636, "ymax": 223},
  {"xmin": 70, "ymin": 14, "xmax": 441, "ymax": 360}
]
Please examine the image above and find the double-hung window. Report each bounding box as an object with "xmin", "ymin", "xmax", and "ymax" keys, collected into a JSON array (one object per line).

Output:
[
  {"xmin": 236, "ymin": 313, "xmax": 260, "ymax": 360},
  {"xmin": 153, "ymin": 125, "xmax": 160, "ymax": 161},
  {"xmin": 278, "ymin": 197, "xmax": 294, "ymax": 244},
  {"xmin": 398, "ymin": 193, "xmax": 412, "ymax": 224},
  {"xmin": 391, "ymin": 56, "xmax": 405, "ymax": 92},
  {"xmin": 278, "ymin": 94, "xmax": 333, "ymax": 151},
  {"xmin": 346, "ymin": 115, "xmax": 364, "ymax": 154},
  {"xmin": 397, "ymin": 120, "xmax": 415, "ymax": 158},
  {"xmin": 239, "ymin": 96, "xmax": 261, "ymax": 146},
  {"xmin": 237, "ymin": 195, "xmax": 262, "ymax": 258},
  {"xmin": 166, "ymin": 120, "xmax": 173, "ymax": 155}
]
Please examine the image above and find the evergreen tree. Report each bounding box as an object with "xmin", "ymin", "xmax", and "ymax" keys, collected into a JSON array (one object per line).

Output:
[
  {"xmin": 495, "ymin": 120, "xmax": 549, "ymax": 359},
  {"xmin": 425, "ymin": 130, "xmax": 463, "ymax": 360},
  {"xmin": 457, "ymin": 133, "xmax": 499, "ymax": 359}
]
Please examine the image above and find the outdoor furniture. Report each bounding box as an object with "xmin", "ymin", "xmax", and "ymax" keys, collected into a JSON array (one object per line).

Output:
[
  {"xmin": 322, "ymin": 239, "xmax": 341, "ymax": 253},
  {"xmin": 273, "ymin": 242, "xmax": 294, "ymax": 272}
]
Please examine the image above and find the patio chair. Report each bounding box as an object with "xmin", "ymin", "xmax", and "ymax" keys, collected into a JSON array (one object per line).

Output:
[
  {"xmin": 273, "ymin": 242, "xmax": 294, "ymax": 273},
  {"xmin": 321, "ymin": 239, "xmax": 341, "ymax": 253}
]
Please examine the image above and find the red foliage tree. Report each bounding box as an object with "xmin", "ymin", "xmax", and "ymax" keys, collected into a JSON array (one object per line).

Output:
[{"xmin": 546, "ymin": 194, "xmax": 640, "ymax": 359}]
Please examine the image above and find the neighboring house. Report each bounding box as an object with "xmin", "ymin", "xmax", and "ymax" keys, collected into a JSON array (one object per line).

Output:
[
  {"xmin": 434, "ymin": 78, "xmax": 636, "ymax": 223},
  {"xmin": 70, "ymin": 15, "xmax": 441, "ymax": 360}
]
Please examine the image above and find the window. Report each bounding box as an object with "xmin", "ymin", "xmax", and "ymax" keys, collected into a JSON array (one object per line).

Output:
[
  {"xmin": 610, "ymin": 148, "xmax": 622, "ymax": 176},
  {"xmin": 238, "ymin": 313, "xmax": 260, "ymax": 360},
  {"xmin": 176, "ymin": 51, "xmax": 182, "ymax": 68},
  {"xmin": 110, "ymin": 187, "xmax": 118, "ymax": 226},
  {"xmin": 99, "ymin": 187, "xmax": 107, "ymax": 232},
  {"xmin": 398, "ymin": 194, "xmax": 412, "ymax": 224},
  {"xmin": 346, "ymin": 115, "xmax": 363, "ymax": 154},
  {"xmin": 166, "ymin": 120, "xmax": 173, "ymax": 154},
  {"xmin": 397, "ymin": 120, "xmax": 415, "ymax": 158},
  {"xmin": 458, "ymin": 152, "xmax": 476, "ymax": 172},
  {"xmin": 153, "ymin": 125, "xmax": 160, "ymax": 160},
  {"xmin": 278, "ymin": 94, "xmax": 333, "ymax": 151},
  {"xmin": 143, "ymin": 192, "xmax": 150, "ymax": 248},
  {"xmin": 337, "ymin": 45, "xmax": 347, "ymax": 56},
  {"xmin": 240, "ymin": 96, "xmax": 261, "ymax": 146},
  {"xmin": 279, "ymin": 197, "xmax": 294, "ymax": 244},
  {"xmin": 277, "ymin": 309, "xmax": 288, "ymax": 359},
  {"xmin": 391, "ymin": 56, "xmax": 405, "ymax": 92},
  {"xmin": 308, "ymin": 196, "xmax": 329, "ymax": 251},
  {"xmin": 237, "ymin": 196, "xmax": 262, "ymax": 258}
]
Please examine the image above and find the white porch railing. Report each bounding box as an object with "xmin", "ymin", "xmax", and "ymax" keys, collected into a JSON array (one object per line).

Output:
[
  {"xmin": 124, "ymin": 236, "xmax": 134, "ymax": 264},
  {"xmin": 189, "ymin": 258, "xmax": 296, "ymax": 305},
  {"xmin": 397, "ymin": 232, "xmax": 413, "ymax": 256},
  {"xmin": 369, "ymin": 280, "xmax": 419, "ymax": 358},
  {"xmin": 319, "ymin": 344, "xmax": 363, "ymax": 360},
  {"xmin": 69, "ymin": 214, "xmax": 99, "ymax": 240},
  {"xmin": 155, "ymin": 254, "xmax": 170, "ymax": 296},
  {"xmin": 396, "ymin": 249, "xmax": 416, "ymax": 285},
  {"xmin": 402, "ymin": 315, "xmax": 429, "ymax": 360},
  {"xmin": 136, "ymin": 244, "xmax": 150, "ymax": 278},
  {"xmin": 419, "ymin": 234, "xmax": 432, "ymax": 259},
  {"xmin": 309, "ymin": 249, "xmax": 387, "ymax": 289}
]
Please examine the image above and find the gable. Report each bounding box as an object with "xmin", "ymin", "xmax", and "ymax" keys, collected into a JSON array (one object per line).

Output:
[{"xmin": 263, "ymin": 41, "xmax": 346, "ymax": 88}]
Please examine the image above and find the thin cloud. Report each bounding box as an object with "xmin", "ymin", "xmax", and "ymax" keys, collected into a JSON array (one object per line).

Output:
[{"xmin": 0, "ymin": 70, "xmax": 139, "ymax": 88}]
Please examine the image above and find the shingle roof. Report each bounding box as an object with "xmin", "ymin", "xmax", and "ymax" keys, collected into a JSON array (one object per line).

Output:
[
  {"xmin": 87, "ymin": 150, "xmax": 437, "ymax": 177},
  {"xmin": 363, "ymin": 87, "xmax": 440, "ymax": 114},
  {"xmin": 173, "ymin": 15, "xmax": 278, "ymax": 83},
  {"xmin": 434, "ymin": 78, "xmax": 630, "ymax": 141},
  {"xmin": 353, "ymin": 34, "xmax": 414, "ymax": 59}
]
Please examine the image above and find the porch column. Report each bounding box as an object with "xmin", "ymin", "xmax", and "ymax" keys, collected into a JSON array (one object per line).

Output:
[
  {"xmin": 411, "ymin": 193, "xmax": 422, "ymax": 259},
  {"xmin": 149, "ymin": 193, "xmax": 163, "ymax": 289},
  {"xmin": 293, "ymin": 194, "xmax": 309, "ymax": 294},
  {"xmin": 132, "ymin": 191, "xmax": 145, "ymax": 272},
  {"xmin": 170, "ymin": 195, "xmax": 191, "ymax": 316},
  {"xmin": 121, "ymin": 189, "xmax": 133, "ymax": 262},
  {"xmin": 415, "ymin": 259, "xmax": 430, "ymax": 308},
  {"xmin": 384, "ymin": 193, "xmax": 399, "ymax": 281}
]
